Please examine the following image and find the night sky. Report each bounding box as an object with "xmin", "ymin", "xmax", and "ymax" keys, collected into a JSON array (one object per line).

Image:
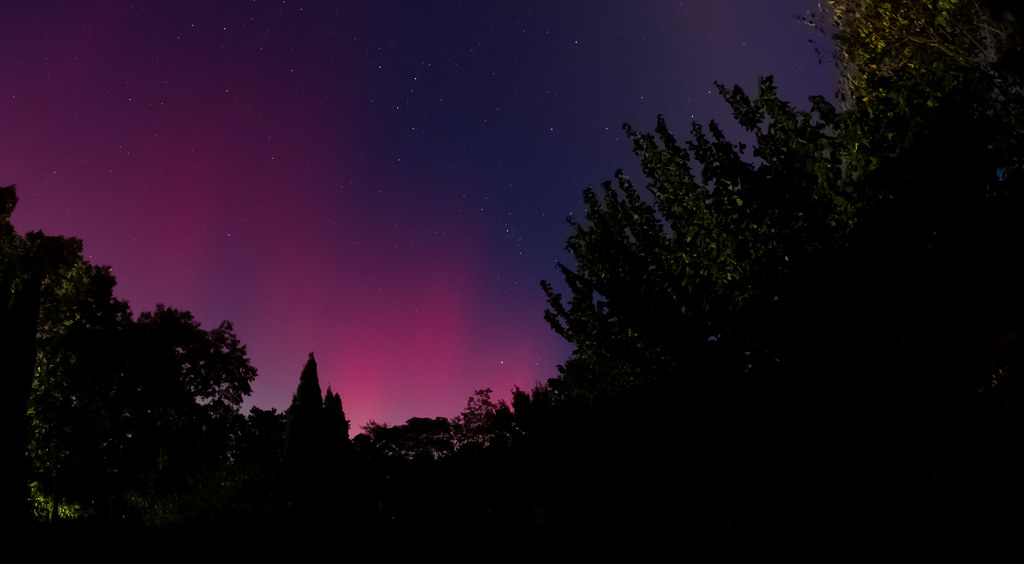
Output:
[{"xmin": 1, "ymin": 1, "xmax": 837, "ymax": 431}]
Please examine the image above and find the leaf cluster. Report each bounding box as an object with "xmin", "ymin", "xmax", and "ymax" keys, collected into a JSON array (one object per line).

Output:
[
  {"xmin": 1, "ymin": 186, "xmax": 261, "ymax": 524},
  {"xmin": 542, "ymin": 77, "xmax": 860, "ymax": 405}
]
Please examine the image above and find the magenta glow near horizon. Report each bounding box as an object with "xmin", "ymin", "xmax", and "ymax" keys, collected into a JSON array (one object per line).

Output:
[{"xmin": 0, "ymin": 1, "xmax": 836, "ymax": 430}]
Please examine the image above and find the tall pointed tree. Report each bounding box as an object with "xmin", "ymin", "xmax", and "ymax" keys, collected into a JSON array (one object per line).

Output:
[
  {"xmin": 285, "ymin": 353, "xmax": 323, "ymax": 471},
  {"xmin": 283, "ymin": 353, "xmax": 322, "ymax": 516},
  {"xmin": 283, "ymin": 352, "xmax": 355, "ymax": 521},
  {"xmin": 321, "ymin": 384, "xmax": 354, "ymax": 516},
  {"xmin": 322, "ymin": 385, "xmax": 351, "ymax": 450}
]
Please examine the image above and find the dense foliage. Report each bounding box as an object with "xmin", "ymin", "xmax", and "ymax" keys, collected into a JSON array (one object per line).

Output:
[
  {"xmin": 533, "ymin": 0, "xmax": 1024, "ymax": 549},
  {"xmin": 543, "ymin": 0, "xmax": 1024, "ymax": 406},
  {"xmin": 2, "ymin": 186, "xmax": 262, "ymax": 525}
]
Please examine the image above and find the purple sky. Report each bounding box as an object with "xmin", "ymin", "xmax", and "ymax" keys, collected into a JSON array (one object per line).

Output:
[{"xmin": 1, "ymin": 1, "xmax": 837, "ymax": 431}]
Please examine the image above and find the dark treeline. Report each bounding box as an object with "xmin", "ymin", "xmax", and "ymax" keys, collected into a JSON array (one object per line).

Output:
[{"xmin": 5, "ymin": 1, "xmax": 1024, "ymax": 559}]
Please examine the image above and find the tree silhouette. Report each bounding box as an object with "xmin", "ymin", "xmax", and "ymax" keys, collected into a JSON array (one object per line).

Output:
[
  {"xmin": 24, "ymin": 302, "xmax": 258, "ymax": 524},
  {"xmin": 114, "ymin": 305, "xmax": 256, "ymax": 524},
  {"xmin": 321, "ymin": 384, "xmax": 353, "ymax": 514},
  {"xmin": 229, "ymin": 406, "xmax": 287, "ymax": 518},
  {"xmin": 541, "ymin": 77, "xmax": 861, "ymax": 415},
  {"xmin": 0, "ymin": 186, "xmax": 261, "ymax": 525},
  {"xmin": 283, "ymin": 353, "xmax": 323, "ymax": 513},
  {"xmin": 453, "ymin": 388, "xmax": 514, "ymax": 450},
  {"xmin": 322, "ymin": 385, "xmax": 351, "ymax": 450},
  {"xmin": 27, "ymin": 262, "xmax": 130, "ymax": 521},
  {"xmin": 0, "ymin": 186, "xmax": 39, "ymax": 525},
  {"xmin": 537, "ymin": 2, "xmax": 1024, "ymax": 549},
  {"xmin": 2, "ymin": 186, "xmax": 134, "ymax": 523},
  {"xmin": 282, "ymin": 352, "xmax": 356, "ymax": 524}
]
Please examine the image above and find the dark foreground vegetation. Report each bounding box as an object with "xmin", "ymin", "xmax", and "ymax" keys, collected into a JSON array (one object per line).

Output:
[{"xmin": 5, "ymin": 1, "xmax": 1024, "ymax": 559}]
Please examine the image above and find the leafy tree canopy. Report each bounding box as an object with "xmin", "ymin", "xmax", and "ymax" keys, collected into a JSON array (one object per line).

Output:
[
  {"xmin": 2, "ymin": 185, "xmax": 260, "ymax": 523},
  {"xmin": 542, "ymin": 2, "xmax": 1024, "ymax": 415},
  {"xmin": 812, "ymin": 0, "xmax": 1024, "ymax": 166},
  {"xmin": 542, "ymin": 76, "xmax": 860, "ymax": 406}
]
